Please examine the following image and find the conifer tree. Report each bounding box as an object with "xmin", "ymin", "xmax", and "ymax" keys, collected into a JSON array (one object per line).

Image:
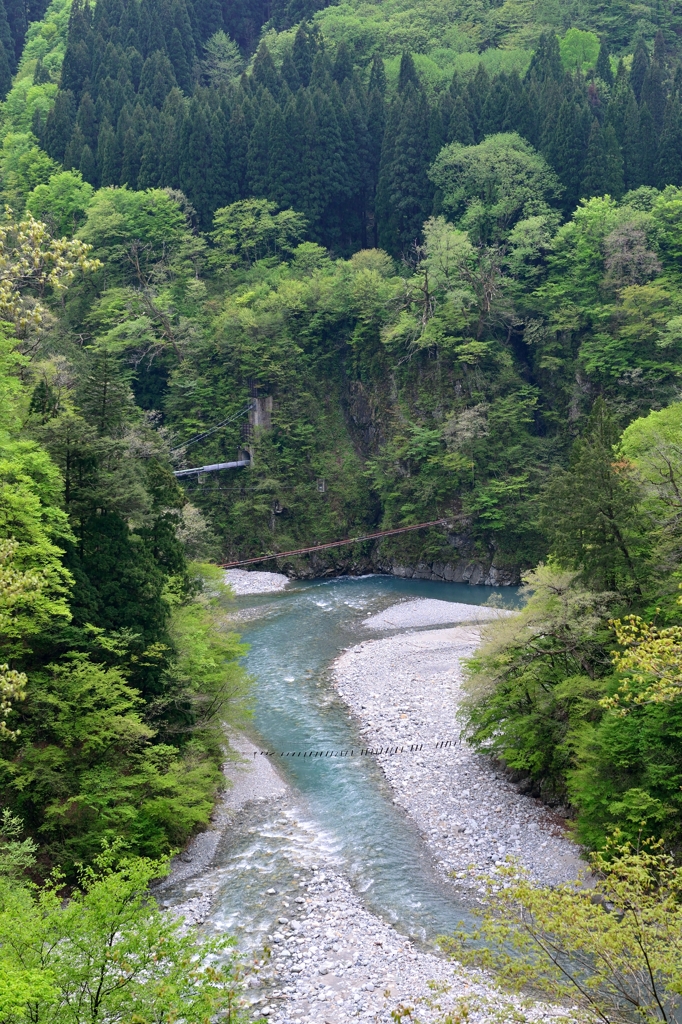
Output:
[
  {"xmin": 281, "ymin": 50, "xmax": 301, "ymax": 91},
  {"xmin": 608, "ymin": 80, "xmax": 641, "ymax": 189},
  {"xmin": 5, "ymin": 0, "xmax": 28, "ymax": 63},
  {"xmin": 369, "ymin": 53, "xmax": 386, "ymax": 95},
  {"xmin": 638, "ymin": 102, "xmax": 657, "ymax": 185},
  {"xmin": 79, "ymin": 143, "xmax": 96, "ymax": 185},
  {"xmin": 64, "ymin": 125, "xmax": 86, "ymax": 172},
  {"xmin": 466, "ymin": 64, "xmax": 490, "ymax": 141},
  {"xmin": 333, "ymin": 41, "xmax": 352, "ymax": 84},
  {"xmin": 546, "ymin": 99, "xmax": 588, "ymax": 213},
  {"xmin": 97, "ymin": 119, "xmax": 122, "ymax": 186},
  {"xmin": 0, "ymin": 37, "xmax": 11, "ymax": 98},
  {"xmin": 481, "ymin": 75, "xmax": 511, "ymax": 135},
  {"xmin": 252, "ymin": 42, "xmax": 281, "ymax": 97},
  {"xmin": 525, "ymin": 32, "xmax": 562, "ymax": 83},
  {"xmin": 630, "ymin": 38, "xmax": 650, "ymax": 102},
  {"xmin": 641, "ymin": 60, "xmax": 666, "ymax": 132},
  {"xmin": 76, "ymin": 92, "xmax": 98, "ymax": 152},
  {"xmin": 179, "ymin": 101, "xmax": 213, "ymax": 226},
  {"xmin": 44, "ymin": 90, "xmax": 77, "ymax": 163},
  {"xmin": 267, "ymin": 102, "xmax": 295, "ymax": 210},
  {"xmin": 603, "ymin": 124, "xmax": 624, "ymax": 198},
  {"xmin": 168, "ymin": 26, "xmax": 192, "ymax": 93},
  {"xmin": 398, "ymin": 51, "xmax": 420, "ymax": 93},
  {"xmin": 309, "ymin": 49, "xmax": 332, "ymax": 91},
  {"xmin": 247, "ymin": 89, "xmax": 275, "ymax": 197},
  {"xmin": 0, "ymin": 0, "xmax": 14, "ymax": 74},
  {"xmin": 504, "ymin": 71, "xmax": 536, "ymax": 143},
  {"xmin": 447, "ymin": 93, "xmax": 474, "ymax": 144},
  {"xmin": 292, "ymin": 24, "xmax": 314, "ymax": 87},
  {"xmin": 656, "ymin": 95, "xmax": 682, "ymax": 187},
  {"xmin": 377, "ymin": 85, "xmax": 432, "ymax": 254},
  {"xmin": 581, "ymin": 118, "xmax": 608, "ymax": 198},
  {"xmin": 595, "ymin": 39, "xmax": 614, "ymax": 86},
  {"xmin": 228, "ymin": 103, "xmax": 250, "ymax": 199}
]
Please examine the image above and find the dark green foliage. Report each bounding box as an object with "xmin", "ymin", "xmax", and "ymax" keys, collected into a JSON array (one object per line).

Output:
[
  {"xmin": 30, "ymin": 0, "xmax": 682, "ymax": 254},
  {"xmin": 595, "ymin": 39, "xmax": 614, "ymax": 86},
  {"xmin": 541, "ymin": 400, "xmax": 648, "ymax": 595}
]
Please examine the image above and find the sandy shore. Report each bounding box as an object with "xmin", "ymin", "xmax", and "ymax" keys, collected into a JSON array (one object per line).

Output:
[{"xmin": 164, "ymin": 590, "xmax": 582, "ymax": 1023}]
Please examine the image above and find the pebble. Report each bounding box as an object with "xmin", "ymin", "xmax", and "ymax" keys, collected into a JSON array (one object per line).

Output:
[
  {"xmin": 167, "ymin": 593, "xmax": 584, "ymax": 1023},
  {"xmin": 243, "ymin": 866, "xmax": 575, "ymax": 1024},
  {"xmin": 224, "ymin": 569, "xmax": 290, "ymax": 595},
  {"xmin": 333, "ymin": 623, "xmax": 583, "ymax": 887}
]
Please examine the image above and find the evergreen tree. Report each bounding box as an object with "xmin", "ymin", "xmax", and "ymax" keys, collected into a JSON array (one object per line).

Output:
[
  {"xmin": 446, "ymin": 92, "xmax": 474, "ymax": 144},
  {"xmin": 33, "ymin": 55, "xmax": 51, "ymax": 84},
  {"xmin": 377, "ymin": 85, "xmax": 433, "ymax": 255},
  {"xmin": 368, "ymin": 53, "xmax": 386, "ymax": 95},
  {"xmin": 638, "ymin": 102, "xmax": 657, "ymax": 185},
  {"xmin": 595, "ymin": 39, "xmax": 614, "ymax": 86},
  {"xmin": 252, "ymin": 41, "xmax": 281, "ymax": 97},
  {"xmin": 630, "ymin": 38, "xmax": 649, "ymax": 102},
  {"xmin": 398, "ymin": 51, "xmax": 420, "ymax": 93},
  {"xmin": 4, "ymin": 0, "xmax": 27, "ymax": 63},
  {"xmin": 656, "ymin": 95, "xmax": 682, "ymax": 187},
  {"xmin": 546, "ymin": 99, "xmax": 588, "ymax": 214},
  {"xmin": 466, "ymin": 63, "xmax": 490, "ymax": 141},
  {"xmin": 97, "ymin": 118, "xmax": 122, "ymax": 185},
  {"xmin": 0, "ymin": 38, "xmax": 10, "ymax": 98},
  {"xmin": 79, "ymin": 143, "xmax": 96, "ymax": 184},
  {"xmin": 608, "ymin": 81, "xmax": 641, "ymax": 189},
  {"xmin": 504, "ymin": 71, "xmax": 536, "ymax": 143},
  {"xmin": 333, "ymin": 40, "xmax": 352, "ymax": 84},
  {"xmin": 179, "ymin": 101, "xmax": 213, "ymax": 226},
  {"xmin": 525, "ymin": 31, "xmax": 562, "ymax": 83},
  {"xmin": 281, "ymin": 50, "xmax": 301, "ymax": 91},
  {"xmin": 581, "ymin": 118, "xmax": 608, "ymax": 199},
  {"xmin": 44, "ymin": 90, "xmax": 77, "ymax": 162},
  {"xmin": 247, "ymin": 89, "xmax": 275, "ymax": 197},
  {"xmin": 267, "ymin": 101, "xmax": 296, "ymax": 210},
  {"xmin": 308, "ymin": 49, "xmax": 332, "ymax": 91},
  {"xmin": 481, "ymin": 74, "xmax": 511, "ymax": 135},
  {"xmin": 641, "ymin": 60, "xmax": 666, "ymax": 132},
  {"xmin": 63, "ymin": 125, "xmax": 86, "ymax": 171},
  {"xmin": 292, "ymin": 24, "xmax": 313, "ymax": 88},
  {"xmin": 603, "ymin": 123, "xmax": 624, "ymax": 198},
  {"xmin": 76, "ymin": 92, "xmax": 98, "ymax": 152},
  {"xmin": 0, "ymin": 0, "xmax": 14, "ymax": 73},
  {"xmin": 168, "ymin": 26, "xmax": 192, "ymax": 93},
  {"xmin": 228, "ymin": 103, "xmax": 250, "ymax": 199}
]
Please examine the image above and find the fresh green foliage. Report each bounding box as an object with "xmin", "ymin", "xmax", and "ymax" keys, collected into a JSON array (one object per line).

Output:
[
  {"xmin": 442, "ymin": 840, "xmax": 682, "ymax": 1024},
  {"xmin": 0, "ymin": 842, "xmax": 246, "ymax": 1023},
  {"xmin": 0, "ymin": 201, "xmax": 251, "ymax": 875}
]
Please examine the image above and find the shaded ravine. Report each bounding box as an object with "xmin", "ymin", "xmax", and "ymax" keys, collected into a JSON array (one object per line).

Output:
[{"xmin": 162, "ymin": 576, "xmax": 518, "ymax": 951}]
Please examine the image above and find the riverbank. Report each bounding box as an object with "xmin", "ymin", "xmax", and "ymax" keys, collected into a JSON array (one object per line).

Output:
[
  {"xmin": 333, "ymin": 619, "xmax": 583, "ymax": 887},
  {"xmin": 165, "ymin": 582, "xmax": 583, "ymax": 1023}
]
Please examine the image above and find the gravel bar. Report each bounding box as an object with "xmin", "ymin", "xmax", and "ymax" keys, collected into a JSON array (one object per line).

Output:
[
  {"xmin": 167, "ymin": 594, "xmax": 583, "ymax": 1024},
  {"xmin": 334, "ymin": 623, "xmax": 583, "ymax": 887}
]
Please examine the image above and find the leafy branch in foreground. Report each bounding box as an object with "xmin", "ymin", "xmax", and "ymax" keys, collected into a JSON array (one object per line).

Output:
[
  {"xmin": 440, "ymin": 840, "xmax": 682, "ymax": 1024},
  {"xmin": 0, "ymin": 837, "xmax": 247, "ymax": 1024}
]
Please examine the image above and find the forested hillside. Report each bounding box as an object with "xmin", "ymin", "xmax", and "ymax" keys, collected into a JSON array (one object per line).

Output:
[{"xmin": 0, "ymin": 0, "xmax": 680, "ymax": 877}]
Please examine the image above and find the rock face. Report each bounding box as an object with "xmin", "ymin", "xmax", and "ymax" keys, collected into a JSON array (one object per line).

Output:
[
  {"xmin": 284, "ymin": 551, "xmax": 520, "ymax": 586},
  {"xmin": 380, "ymin": 559, "xmax": 518, "ymax": 586}
]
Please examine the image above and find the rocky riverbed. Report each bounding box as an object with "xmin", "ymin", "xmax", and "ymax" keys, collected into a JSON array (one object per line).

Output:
[
  {"xmin": 333, "ymin": 621, "xmax": 582, "ymax": 887},
  {"xmin": 166, "ymin": 583, "xmax": 583, "ymax": 1024}
]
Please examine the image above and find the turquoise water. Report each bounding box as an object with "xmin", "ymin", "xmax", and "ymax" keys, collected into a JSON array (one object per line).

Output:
[{"xmin": 169, "ymin": 575, "xmax": 518, "ymax": 949}]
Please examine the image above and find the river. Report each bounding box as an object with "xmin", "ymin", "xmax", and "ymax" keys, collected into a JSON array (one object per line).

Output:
[{"xmin": 161, "ymin": 575, "xmax": 518, "ymax": 952}]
